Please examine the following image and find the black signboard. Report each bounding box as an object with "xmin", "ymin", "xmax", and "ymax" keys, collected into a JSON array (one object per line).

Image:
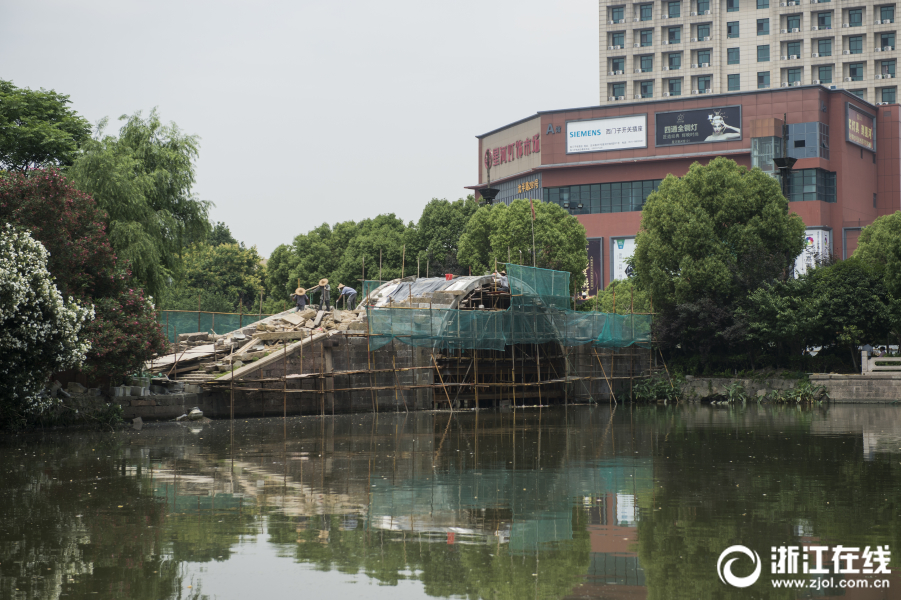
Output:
[
  {"xmin": 655, "ymin": 105, "xmax": 742, "ymax": 147},
  {"xmin": 583, "ymin": 238, "xmax": 603, "ymax": 298}
]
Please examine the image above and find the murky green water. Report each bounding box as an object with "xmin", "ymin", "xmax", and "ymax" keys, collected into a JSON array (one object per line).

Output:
[{"xmin": 2, "ymin": 405, "xmax": 900, "ymax": 600}]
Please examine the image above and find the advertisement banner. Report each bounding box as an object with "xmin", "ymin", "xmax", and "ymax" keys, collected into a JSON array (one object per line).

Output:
[
  {"xmin": 794, "ymin": 228, "xmax": 832, "ymax": 277},
  {"xmin": 583, "ymin": 238, "xmax": 603, "ymax": 298},
  {"xmin": 846, "ymin": 103, "xmax": 876, "ymax": 151},
  {"xmin": 655, "ymin": 106, "xmax": 742, "ymax": 147},
  {"xmin": 611, "ymin": 238, "xmax": 636, "ymax": 281},
  {"xmin": 566, "ymin": 114, "xmax": 647, "ymax": 154}
]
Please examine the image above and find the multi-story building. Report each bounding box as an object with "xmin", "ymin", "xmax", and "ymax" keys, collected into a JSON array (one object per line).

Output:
[{"xmin": 599, "ymin": 0, "xmax": 899, "ymax": 104}]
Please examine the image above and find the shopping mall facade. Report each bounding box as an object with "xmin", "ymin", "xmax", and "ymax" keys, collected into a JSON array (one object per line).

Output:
[{"xmin": 470, "ymin": 85, "xmax": 899, "ymax": 295}]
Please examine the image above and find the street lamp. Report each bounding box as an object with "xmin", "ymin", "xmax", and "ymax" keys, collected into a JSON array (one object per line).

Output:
[{"xmin": 481, "ymin": 186, "xmax": 500, "ymax": 205}]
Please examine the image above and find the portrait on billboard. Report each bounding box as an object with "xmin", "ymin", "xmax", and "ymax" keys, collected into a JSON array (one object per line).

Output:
[
  {"xmin": 705, "ymin": 110, "xmax": 742, "ymax": 141},
  {"xmin": 655, "ymin": 105, "xmax": 742, "ymax": 147}
]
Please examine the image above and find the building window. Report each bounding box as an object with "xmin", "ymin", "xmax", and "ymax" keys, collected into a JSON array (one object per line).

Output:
[
  {"xmin": 758, "ymin": 45, "xmax": 770, "ymax": 61},
  {"xmin": 668, "ymin": 27, "xmax": 682, "ymax": 43},
  {"xmin": 881, "ymin": 59, "xmax": 896, "ymax": 76},
  {"xmin": 728, "ymin": 47, "xmax": 740, "ymax": 64},
  {"xmin": 881, "ymin": 6, "xmax": 895, "ymax": 23},
  {"xmin": 849, "ymin": 89, "xmax": 865, "ymax": 99},
  {"xmin": 612, "ymin": 32, "xmax": 625, "ymax": 47},
  {"xmin": 818, "ymin": 65, "xmax": 833, "ymax": 83},
  {"xmin": 786, "ymin": 41, "xmax": 801, "ymax": 56},
  {"xmin": 640, "ymin": 81, "xmax": 653, "ymax": 98},
  {"xmin": 697, "ymin": 75, "xmax": 711, "ymax": 90},
  {"xmin": 787, "ymin": 15, "xmax": 801, "ymax": 30},
  {"xmin": 544, "ymin": 180, "xmax": 664, "ymax": 214},
  {"xmin": 881, "ymin": 33, "xmax": 895, "ymax": 48},
  {"xmin": 612, "ymin": 82, "xmax": 626, "ymax": 97},
  {"xmin": 698, "ymin": 23, "xmax": 711, "ymax": 38},
  {"xmin": 727, "ymin": 0, "xmax": 739, "ymax": 11},
  {"xmin": 668, "ymin": 52, "xmax": 682, "ymax": 68},
  {"xmin": 817, "ymin": 12, "xmax": 832, "ymax": 28},
  {"xmin": 758, "ymin": 71, "xmax": 771, "ymax": 88},
  {"xmin": 786, "ymin": 68, "xmax": 802, "ymax": 83},
  {"xmin": 641, "ymin": 55, "xmax": 654, "ymax": 72},
  {"xmin": 611, "ymin": 6, "xmax": 625, "ymax": 21},
  {"xmin": 818, "ymin": 39, "xmax": 832, "ymax": 56},
  {"xmin": 697, "ymin": 0, "xmax": 710, "ymax": 13},
  {"xmin": 641, "ymin": 29, "xmax": 654, "ymax": 46},
  {"xmin": 728, "ymin": 74, "xmax": 741, "ymax": 90},
  {"xmin": 668, "ymin": 1, "xmax": 681, "ymax": 18},
  {"xmin": 787, "ymin": 169, "xmax": 836, "ymax": 202},
  {"xmin": 882, "ymin": 86, "xmax": 897, "ymax": 102},
  {"xmin": 698, "ymin": 49, "xmax": 711, "ymax": 64},
  {"xmin": 788, "ymin": 122, "xmax": 830, "ymax": 159},
  {"xmin": 848, "ymin": 8, "xmax": 862, "ymax": 27},
  {"xmin": 668, "ymin": 78, "xmax": 683, "ymax": 95},
  {"xmin": 612, "ymin": 57, "xmax": 625, "ymax": 72},
  {"xmin": 752, "ymin": 136, "xmax": 782, "ymax": 172},
  {"xmin": 640, "ymin": 4, "xmax": 653, "ymax": 20},
  {"xmin": 758, "ymin": 18, "xmax": 770, "ymax": 35},
  {"xmin": 727, "ymin": 21, "xmax": 739, "ymax": 37},
  {"xmin": 757, "ymin": 0, "xmax": 769, "ymax": 7},
  {"xmin": 849, "ymin": 62, "xmax": 864, "ymax": 81},
  {"xmin": 849, "ymin": 35, "xmax": 863, "ymax": 54}
]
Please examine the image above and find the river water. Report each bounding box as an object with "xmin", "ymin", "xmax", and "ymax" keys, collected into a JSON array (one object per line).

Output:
[{"xmin": 1, "ymin": 405, "xmax": 900, "ymax": 600}]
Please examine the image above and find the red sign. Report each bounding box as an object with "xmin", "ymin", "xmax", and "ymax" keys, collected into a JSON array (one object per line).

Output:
[
  {"xmin": 846, "ymin": 103, "xmax": 876, "ymax": 151},
  {"xmin": 484, "ymin": 134, "xmax": 541, "ymax": 169}
]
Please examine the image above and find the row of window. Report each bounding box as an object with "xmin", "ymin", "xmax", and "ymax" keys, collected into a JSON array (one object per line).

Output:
[
  {"xmin": 611, "ymin": 51, "xmax": 897, "ymax": 73},
  {"xmin": 544, "ymin": 181, "xmax": 664, "ymax": 215},
  {"xmin": 609, "ymin": 1, "xmax": 898, "ymax": 21},
  {"xmin": 610, "ymin": 23, "xmax": 740, "ymax": 46},
  {"xmin": 752, "ymin": 43, "xmax": 897, "ymax": 62},
  {"xmin": 608, "ymin": 77, "xmax": 897, "ymax": 101},
  {"xmin": 788, "ymin": 169, "xmax": 837, "ymax": 202},
  {"xmin": 607, "ymin": 0, "xmax": 722, "ymax": 21},
  {"xmin": 612, "ymin": 29, "xmax": 898, "ymax": 49}
]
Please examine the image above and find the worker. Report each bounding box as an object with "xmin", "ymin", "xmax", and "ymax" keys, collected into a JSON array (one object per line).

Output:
[
  {"xmin": 290, "ymin": 287, "xmax": 309, "ymax": 311},
  {"xmin": 337, "ymin": 284, "xmax": 358, "ymax": 309},
  {"xmin": 316, "ymin": 278, "xmax": 331, "ymax": 311},
  {"xmin": 493, "ymin": 270, "xmax": 509, "ymax": 292}
]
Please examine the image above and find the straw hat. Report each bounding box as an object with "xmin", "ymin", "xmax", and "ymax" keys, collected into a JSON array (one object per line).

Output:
[
  {"xmin": 338, "ymin": 283, "xmax": 345, "ymax": 290},
  {"xmin": 319, "ymin": 278, "xmax": 329, "ymax": 286},
  {"xmin": 295, "ymin": 287, "xmax": 306, "ymax": 295}
]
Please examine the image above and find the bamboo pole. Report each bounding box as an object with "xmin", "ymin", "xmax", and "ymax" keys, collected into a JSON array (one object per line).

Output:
[
  {"xmin": 432, "ymin": 353, "xmax": 454, "ymax": 411},
  {"xmin": 593, "ymin": 350, "xmax": 617, "ymax": 405},
  {"xmin": 283, "ymin": 343, "xmax": 288, "ymax": 419},
  {"xmin": 393, "ymin": 354, "xmax": 408, "ymax": 412},
  {"xmin": 401, "ymin": 245, "xmax": 406, "ymax": 279},
  {"xmin": 197, "ymin": 293, "xmax": 201, "ymax": 332}
]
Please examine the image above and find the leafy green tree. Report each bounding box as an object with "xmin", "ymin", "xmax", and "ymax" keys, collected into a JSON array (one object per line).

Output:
[
  {"xmin": 457, "ymin": 199, "xmax": 589, "ymax": 294},
  {"xmin": 160, "ymin": 242, "xmax": 264, "ymax": 313},
  {"xmin": 68, "ymin": 109, "xmax": 212, "ymax": 297},
  {"xmin": 854, "ymin": 211, "xmax": 901, "ymax": 297},
  {"xmin": 208, "ymin": 221, "xmax": 240, "ymax": 247},
  {"xmin": 410, "ymin": 196, "xmax": 479, "ymax": 276},
  {"xmin": 262, "ymin": 244, "xmax": 297, "ymax": 313},
  {"xmin": 578, "ymin": 279, "xmax": 651, "ymax": 313},
  {"xmin": 632, "ymin": 157, "xmax": 806, "ymax": 364},
  {"xmin": 0, "ymin": 80, "xmax": 91, "ymax": 172}
]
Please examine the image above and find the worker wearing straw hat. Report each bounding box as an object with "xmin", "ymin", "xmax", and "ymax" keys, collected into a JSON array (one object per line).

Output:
[
  {"xmin": 337, "ymin": 284, "xmax": 357, "ymax": 310},
  {"xmin": 290, "ymin": 287, "xmax": 309, "ymax": 312},
  {"xmin": 313, "ymin": 278, "xmax": 331, "ymax": 311}
]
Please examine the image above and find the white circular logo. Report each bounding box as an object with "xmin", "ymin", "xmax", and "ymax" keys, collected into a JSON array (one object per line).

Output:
[{"xmin": 717, "ymin": 545, "xmax": 762, "ymax": 588}]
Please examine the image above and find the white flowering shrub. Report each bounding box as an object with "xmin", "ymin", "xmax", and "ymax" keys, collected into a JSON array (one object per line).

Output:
[{"xmin": 0, "ymin": 225, "xmax": 93, "ymax": 424}]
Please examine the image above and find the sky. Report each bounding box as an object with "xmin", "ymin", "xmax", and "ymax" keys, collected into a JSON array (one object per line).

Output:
[{"xmin": 1, "ymin": 0, "xmax": 599, "ymax": 257}]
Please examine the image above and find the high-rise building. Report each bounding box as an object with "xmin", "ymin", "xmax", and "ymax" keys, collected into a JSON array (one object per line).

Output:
[{"xmin": 599, "ymin": 0, "xmax": 899, "ymax": 104}]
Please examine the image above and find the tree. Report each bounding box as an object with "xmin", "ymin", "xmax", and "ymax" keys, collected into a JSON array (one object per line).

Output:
[
  {"xmin": 631, "ymin": 157, "xmax": 806, "ymax": 362},
  {"xmin": 854, "ymin": 211, "xmax": 901, "ymax": 297},
  {"xmin": 0, "ymin": 80, "xmax": 91, "ymax": 173},
  {"xmin": 68, "ymin": 109, "xmax": 212, "ymax": 297},
  {"xmin": 578, "ymin": 279, "xmax": 651, "ymax": 314},
  {"xmin": 410, "ymin": 196, "xmax": 479, "ymax": 276},
  {"xmin": 0, "ymin": 226, "xmax": 92, "ymax": 426},
  {"xmin": 457, "ymin": 199, "xmax": 588, "ymax": 295},
  {"xmin": 159, "ymin": 242, "xmax": 264, "ymax": 313},
  {"xmin": 209, "ymin": 221, "xmax": 240, "ymax": 247}
]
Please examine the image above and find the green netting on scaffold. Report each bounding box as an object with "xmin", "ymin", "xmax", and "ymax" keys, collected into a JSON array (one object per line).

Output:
[
  {"xmin": 158, "ymin": 311, "xmax": 277, "ymax": 343},
  {"xmin": 366, "ymin": 265, "xmax": 651, "ymax": 351},
  {"xmin": 362, "ymin": 280, "xmax": 390, "ymax": 302}
]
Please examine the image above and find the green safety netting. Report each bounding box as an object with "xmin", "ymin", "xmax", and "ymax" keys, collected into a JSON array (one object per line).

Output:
[
  {"xmin": 362, "ymin": 280, "xmax": 390, "ymax": 301},
  {"xmin": 157, "ymin": 311, "xmax": 276, "ymax": 343},
  {"xmin": 366, "ymin": 265, "xmax": 650, "ymax": 351}
]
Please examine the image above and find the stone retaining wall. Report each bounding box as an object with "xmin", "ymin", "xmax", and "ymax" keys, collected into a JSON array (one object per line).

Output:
[{"xmin": 810, "ymin": 374, "xmax": 901, "ymax": 403}]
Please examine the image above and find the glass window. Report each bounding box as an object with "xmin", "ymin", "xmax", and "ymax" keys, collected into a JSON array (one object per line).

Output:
[
  {"xmin": 787, "ymin": 169, "xmax": 836, "ymax": 202},
  {"xmin": 728, "ymin": 47, "xmax": 740, "ymax": 63},
  {"xmin": 787, "ymin": 15, "xmax": 801, "ymax": 30},
  {"xmin": 882, "ymin": 59, "xmax": 896, "ymax": 75},
  {"xmin": 668, "ymin": 52, "xmax": 682, "ymax": 68},
  {"xmin": 818, "ymin": 65, "xmax": 833, "ymax": 82},
  {"xmin": 612, "ymin": 57, "xmax": 625, "ymax": 71},
  {"xmin": 641, "ymin": 29, "xmax": 654, "ymax": 45},
  {"xmin": 612, "ymin": 82, "xmax": 626, "ymax": 97},
  {"xmin": 668, "ymin": 78, "xmax": 683, "ymax": 95},
  {"xmin": 612, "ymin": 32, "xmax": 625, "ymax": 46},
  {"xmin": 787, "ymin": 41, "xmax": 801, "ymax": 56},
  {"xmin": 757, "ymin": 0, "xmax": 769, "ymax": 7},
  {"xmin": 697, "ymin": 75, "xmax": 711, "ymax": 90},
  {"xmin": 698, "ymin": 49, "xmax": 711, "ymax": 63},
  {"xmin": 641, "ymin": 4, "xmax": 653, "ymax": 20},
  {"xmin": 881, "ymin": 33, "xmax": 895, "ymax": 48},
  {"xmin": 850, "ymin": 62, "xmax": 864, "ymax": 80},
  {"xmin": 882, "ymin": 86, "xmax": 897, "ymax": 102},
  {"xmin": 848, "ymin": 9, "xmax": 862, "ymax": 26},
  {"xmin": 849, "ymin": 89, "xmax": 865, "ymax": 99},
  {"xmin": 669, "ymin": 1, "xmax": 681, "ymax": 17},
  {"xmin": 641, "ymin": 55, "xmax": 654, "ymax": 71},
  {"xmin": 590, "ymin": 185, "xmax": 600, "ymax": 213},
  {"xmin": 881, "ymin": 6, "xmax": 895, "ymax": 22},
  {"xmin": 787, "ymin": 68, "xmax": 802, "ymax": 83},
  {"xmin": 751, "ymin": 136, "xmax": 782, "ymax": 172},
  {"xmin": 849, "ymin": 35, "xmax": 863, "ymax": 54},
  {"xmin": 697, "ymin": 0, "xmax": 709, "ymax": 12},
  {"xmin": 758, "ymin": 18, "xmax": 770, "ymax": 35},
  {"xmin": 758, "ymin": 45, "xmax": 770, "ymax": 61},
  {"xmin": 669, "ymin": 26, "xmax": 681, "ymax": 42},
  {"xmin": 728, "ymin": 74, "xmax": 741, "ymax": 90},
  {"xmin": 727, "ymin": 21, "xmax": 739, "ymax": 38},
  {"xmin": 817, "ymin": 12, "xmax": 832, "ymax": 28},
  {"xmin": 698, "ymin": 23, "xmax": 711, "ymax": 38},
  {"xmin": 612, "ymin": 6, "xmax": 625, "ymax": 21},
  {"xmin": 758, "ymin": 71, "xmax": 771, "ymax": 88},
  {"xmin": 727, "ymin": 0, "xmax": 739, "ymax": 11},
  {"xmin": 818, "ymin": 39, "xmax": 832, "ymax": 55}
]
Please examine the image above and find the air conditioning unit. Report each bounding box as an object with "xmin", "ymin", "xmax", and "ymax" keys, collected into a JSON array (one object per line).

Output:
[
  {"xmin": 877, "ymin": 20, "xmax": 884, "ymax": 25},
  {"xmin": 691, "ymin": 11, "xmax": 698, "ymax": 16},
  {"xmin": 691, "ymin": 89, "xmax": 700, "ymax": 94},
  {"xmin": 811, "ymin": 0, "xmax": 818, "ymax": 3},
  {"xmin": 876, "ymin": 101, "xmax": 886, "ymax": 105},
  {"xmin": 608, "ymin": 45, "xmax": 615, "ymax": 50},
  {"xmin": 634, "ymin": 94, "xmax": 643, "ymax": 99},
  {"xmin": 885, "ymin": 46, "xmax": 894, "ymax": 51},
  {"xmin": 634, "ymin": 17, "xmax": 640, "ymax": 21},
  {"xmin": 886, "ymin": 73, "xmax": 895, "ymax": 78},
  {"xmin": 793, "ymin": 81, "xmax": 802, "ymax": 86},
  {"xmin": 780, "ymin": 2, "xmax": 787, "ymax": 6},
  {"xmin": 664, "ymin": 92, "xmax": 672, "ymax": 96},
  {"xmin": 844, "ymin": 76, "xmax": 853, "ymax": 81},
  {"xmin": 792, "ymin": 27, "xmax": 800, "ymax": 32},
  {"xmin": 781, "ymin": 28, "xmax": 788, "ymax": 33},
  {"xmin": 843, "ymin": 50, "xmax": 851, "ymax": 54},
  {"xmin": 704, "ymin": 10, "xmax": 711, "ymax": 14},
  {"xmin": 691, "ymin": 37, "xmax": 699, "ymax": 41},
  {"xmin": 813, "ymin": 52, "xmax": 820, "ymax": 57},
  {"xmin": 876, "ymin": 73, "xmax": 884, "ymax": 79},
  {"xmin": 790, "ymin": 54, "xmax": 798, "ymax": 59},
  {"xmin": 618, "ymin": 19, "xmax": 626, "ymax": 23},
  {"xmin": 781, "ymin": 82, "xmax": 791, "ymax": 87},
  {"xmin": 608, "ymin": 20, "xmax": 615, "ymax": 24},
  {"xmin": 635, "ymin": 69, "xmax": 643, "ymax": 73},
  {"xmin": 781, "ymin": 55, "xmax": 789, "ymax": 59},
  {"xmin": 617, "ymin": 96, "xmax": 625, "ymax": 100},
  {"xmin": 616, "ymin": 70, "xmax": 624, "ymax": 74},
  {"xmin": 663, "ymin": 40, "xmax": 670, "ymax": 44},
  {"xmin": 634, "ymin": 43, "xmax": 641, "ymax": 47},
  {"xmin": 691, "ymin": 63, "xmax": 700, "ymax": 67},
  {"xmin": 702, "ymin": 62, "xmax": 710, "ymax": 67},
  {"xmin": 704, "ymin": 35, "xmax": 711, "ymax": 41},
  {"xmin": 662, "ymin": 14, "xmax": 669, "ymax": 18},
  {"xmin": 813, "ymin": 79, "xmax": 821, "ymax": 84},
  {"xmin": 876, "ymin": 47, "xmax": 883, "ymax": 52},
  {"xmin": 663, "ymin": 66, "xmax": 670, "ymax": 70},
  {"xmin": 614, "ymin": 45, "xmax": 622, "ymax": 49},
  {"xmin": 812, "ymin": 26, "xmax": 819, "ymax": 30},
  {"xmin": 789, "ymin": 1, "xmax": 798, "ymax": 5},
  {"xmin": 608, "ymin": 96, "xmax": 617, "ymax": 101},
  {"xmin": 608, "ymin": 70, "xmax": 616, "ymax": 75},
  {"xmin": 842, "ymin": 23, "xmax": 850, "ymax": 28},
  {"xmin": 885, "ymin": 19, "xmax": 893, "ymax": 24}
]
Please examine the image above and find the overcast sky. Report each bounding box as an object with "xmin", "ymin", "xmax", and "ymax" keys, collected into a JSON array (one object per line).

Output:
[{"xmin": 1, "ymin": 1, "xmax": 598, "ymax": 256}]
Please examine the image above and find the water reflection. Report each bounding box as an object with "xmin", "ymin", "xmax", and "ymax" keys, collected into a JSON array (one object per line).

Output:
[{"xmin": 1, "ymin": 406, "xmax": 900, "ymax": 599}]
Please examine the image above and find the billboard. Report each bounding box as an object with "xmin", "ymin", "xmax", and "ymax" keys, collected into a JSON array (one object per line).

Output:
[
  {"xmin": 583, "ymin": 238, "xmax": 603, "ymax": 298},
  {"xmin": 655, "ymin": 106, "xmax": 742, "ymax": 147},
  {"xmin": 611, "ymin": 237, "xmax": 636, "ymax": 282},
  {"xmin": 846, "ymin": 103, "xmax": 876, "ymax": 151},
  {"xmin": 566, "ymin": 114, "xmax": 647, "ymax": 154},
  {"xmin": 794, "ymin": 228, "xmax": 832, "ymax": 277}
]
